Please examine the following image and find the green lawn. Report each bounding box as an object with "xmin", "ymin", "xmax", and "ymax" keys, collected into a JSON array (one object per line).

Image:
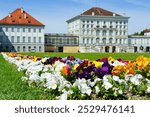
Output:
[
  {"xmin": 0, "ymin": 55, "xmax": 53, "ymax": 100},
  {"xmin": 20, "ymin": 52, "xmax": 150, "ymax": 60}
]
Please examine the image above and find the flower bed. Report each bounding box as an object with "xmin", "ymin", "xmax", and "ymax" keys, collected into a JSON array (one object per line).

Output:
[{"xmin": 2, "ymin": 53, "xmax": 150, "ymax": 100}]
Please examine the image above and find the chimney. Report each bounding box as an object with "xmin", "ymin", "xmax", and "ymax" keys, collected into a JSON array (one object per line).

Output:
[
  {"xmin": 21, "ymin": 8, "xmax": 23, "ymax": 13},
  {"xmin": 113, "ymin": 13, "xmax": 116, "ymax": 17},
  {"xmin": 92, "ymin": 12, "xmax": 95, "ymax": 16},
  {"xmin": 24, "ymin": 14, "xmax": 27, "ymax": 19},
  {"xmin": 9, "ymin": 13, "xmax": 11, "ymax": 17}
]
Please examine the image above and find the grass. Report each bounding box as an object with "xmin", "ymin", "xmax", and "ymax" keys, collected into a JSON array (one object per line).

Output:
[
  {"xmin": 0, "ymin": 54, "xmax": 54, "ymax": 100},
  {"xmin": 20, "ymin": 52, "xmax": 150, "ymax": 60}
]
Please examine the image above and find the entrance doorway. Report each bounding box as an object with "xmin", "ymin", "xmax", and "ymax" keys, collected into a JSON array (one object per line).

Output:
[
  {"xmin": 58, "ymin": 47, "xmax": 63, "ymax": 52},
  {"xmin": 105, "ymin": 46, "xmax": 109, "ymax": 53},
  {"xmin": 134, "ymin": 46, "xmax": 137, "ymax": 52},
  {"xmin": 112, "ymin": 46, "xmax": 116, "ymax": 53},
  {"xmin": 146, "ymin": 47, "xmax": 150, "ymax": 52}
]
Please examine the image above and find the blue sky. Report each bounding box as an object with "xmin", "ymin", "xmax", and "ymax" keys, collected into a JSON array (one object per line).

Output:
[{"xmin": 0, "ymin": 0, "xmax": 150, "ymax": 34}]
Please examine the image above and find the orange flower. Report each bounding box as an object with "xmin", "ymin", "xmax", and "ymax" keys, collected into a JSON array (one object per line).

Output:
[
  {"xmin": 61, "ymin": 65, "xmax": 71, "ymax": 76},
  {"xmin": 112, "ymin": 65, "xmax": 125, "ymax": 76},
  {"xmin": 124, "ymin": 61, "xmax": 136, "ymax": 75},
  {"xmin": 135, "ymin": 56, "xmax": 150, "ymax": 70}
]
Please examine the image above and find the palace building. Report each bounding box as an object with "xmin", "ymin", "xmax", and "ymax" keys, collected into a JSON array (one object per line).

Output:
[
  {"xmin": 128, "ymin": 29, "xmax": 150, "ymax": 53},
  {"xmin": 67, "ymin": 7, "xmax": 129, "ymax": 53},
  {"xmin": 45, "ymin": 33, "xmax": 79, "ymax": 53},
  {"xmin": 0, "ymin": 8, "xmax": 45, "ymax": 52}
]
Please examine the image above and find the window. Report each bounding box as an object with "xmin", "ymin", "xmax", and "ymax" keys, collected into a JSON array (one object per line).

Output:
[
  {"xmin": 87, "ymin": 30, "xmax": 89, "ymax": 35},
  {"xmin": 120, "ymin": 39, "xmax": 122, "ymax": 44},
  {"xmin": 82, "ymin": 24, "xmax": 85, "ymax": 28},
  {"xmin": 11, "ymin": 36, "xmax": 14, "ymax": 43},
  {"xmin": 103, "ymin": 21, "xmax": 106, "ymax": 25},
  {"xmin": 83, "ymin": 38, "xmax": 85, "ymax": 44},
  {"xmin": 39, "ymin": 46, "xmax": 42, "ymax": 52},
  {"xmin": 34, "ymin": 28, "xmax": 36, "ymax": 32},
  {"xmin": 91, "ymin": 38, "xmax": 93, "ymax": 44},
  {"xmin": 96, "ymin": 30, "xmax": 100, "ymax": 36},
  {"xmin": 87, "ymin": 25, "xmax": 89, "ymax": 28},
  {"xmin": 87, "ymin": 38, "xmax": 89, "ymax": 44},
  {"xmin": 109, "ymin": 38, "xmax": 113, "ymax": 44},
  {"xmin": 120, "ymin": 31, "xmax": 122, "ymax": 35},
  {"xmin": 28, "ymin": 28, "xmax": 31, "ymax": 32},
  {"xmin": 34, "ymin": 37, "xmax": 36, "ymax": 43},
  {"xmin": 67, "ymin": 38, "xmax": 69, "ymax": 44},
  {"xmin": 23, "ymin": 37, "xmax": 25, "ymax": 43},
  {"xmin": 6, "ymin": 27, "xmax": 8, "ymax": 32},
  {"xmin": 39, "ymin": 37, "xmax": 41, "ymax": 43},
  {"xmin": 28, "ymin": 37, "xmax": 31, "ymax": 43},
  {"xmin": 0, "ymin": 36, "xmax": 3, "ymax": 42},
  {"xmin": 91, "ymin": 21, "xmax": 93, "ymax": 23},
  {"xmin": 124, "ymin": 31, "xmax": 126, "ymax": 35},
  {"xmin": 6, "ymin": 46, "xmax": 9, "ymax": 51},
  {"xmin": 39, "ymin": 29, "xmax": 41, "ymax": 33},
  {"xmin": 97, "ymin": 21, "xmax": 99, "ymax": 24},
  {"xmin": 34, "ymin": 46, "xmax": 36, "ymax": 51},
  {"xmin": 23, "ymin": 28, "xmax": 25, "ymax": 32},
  {"xmin": 87, "ymin": 21, "xmax": 89, "ymax": 23},
  {"xmin": 17, "ymin": 28, "xmax": 20, "ymax": 32},
  {"xmin": 0, "ymin": 27, "xmax": 3, "ymax": 32},
  {"xmin": 82, "ymin": 30, "xmax": 85, "ymax": 34},
  {"xmin": 28, "ymin": 46, "xmax": 31, "ymax": 51},
  {"xmin": 17, "ymin": 36, "xmax": 20, "ymax": 43},
  {"xmin": 23, "ymin": 46, "xmax": 26, "ymax": 52},
  {"xmin": 96, "ymin": 38, "xmax": 100, "ymax": 43},
  {"xmin": 17, "ymin": 46, "xmax": 20, "ymax": 52},
  {"xmin": 109, "ymin": 31, "xmax": 113, "ymax": 36},
  {"xmin": 102, "ymin": 38, "xmax": 106, "ymax": 44},
  {"xmin": 102, "ymin": 30, "xmax": 106, "ymax": 36},
  {"xmin": 91, "ymin": 24, "xmax": 93, "ymax": 28},
  {"xmin": 12, "ymin": 27, "xmax": 14, "ymax": 32}
]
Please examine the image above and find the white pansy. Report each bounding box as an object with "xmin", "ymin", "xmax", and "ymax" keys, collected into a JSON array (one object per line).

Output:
[
  {"xmin": 41, "ymin": 58, "xmax": 48, "ymax": 63},
  {"xmin": 90, "ymin": 78, "xmax": 101, "ymax": 87},
  {"xmin": 146, "ymin": 87, "xmax": 150, "ymax": 93},
  {"xmin": 103, "ymin": 81, "xmax": 113, "ymax": 90},
  {"xmin": 53, "ymin": 61, "xmax": 66, "ymax": 74},
  {"xmin": 109, "ymin": 60, "xmax": 125, "ymax": 66},
  {"xmin": 118, "ymin": 90, "xmax": 123, "ymax": 95},
  {"xmin": 130, "ymin": 74, "xmax": 143, "ymax": 85},
  {"xmin": 95, "ymin": 86, "xmax": 100, "ymax": 94},
  {"xmin": 58, "ymin": 90, "xmax": 73, "ymax": 100},
  {"xmin": 22, "ymin": 76, "xmax": 28, "ymax": 81},
  {"xmin": 73, "ymin": 79, "xmax": 92, "ymax": 96}
]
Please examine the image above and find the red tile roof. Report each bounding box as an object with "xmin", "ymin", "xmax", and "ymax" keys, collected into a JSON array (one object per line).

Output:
[
  {"xmin": 0, "ymin": 8, "xmax": 44, "ymax": 26},
  {"xmin": 81, "ymin": 7, "xmax": 121, "ymax": 16},
  {"xmin": 144, "ymin": 29, "xmax": 150, "ymax": 33}
]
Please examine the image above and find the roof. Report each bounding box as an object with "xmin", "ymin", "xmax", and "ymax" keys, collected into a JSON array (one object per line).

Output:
[
  {"xmin": 144, "ymin": 29, "xmax": 150, "ymax": 33},
  {"xmin": 0, "ymin": 8, "xmax": 44, "ymax": 26},
  {"xmin": 81, "ymin": 7, "xmax": 121, "ymax": 16}
]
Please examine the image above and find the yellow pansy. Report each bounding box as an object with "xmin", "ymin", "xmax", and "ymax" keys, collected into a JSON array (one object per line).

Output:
[{"xmin": 92, "ymin": 61, "xmax": 103, "ymax": 68}]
